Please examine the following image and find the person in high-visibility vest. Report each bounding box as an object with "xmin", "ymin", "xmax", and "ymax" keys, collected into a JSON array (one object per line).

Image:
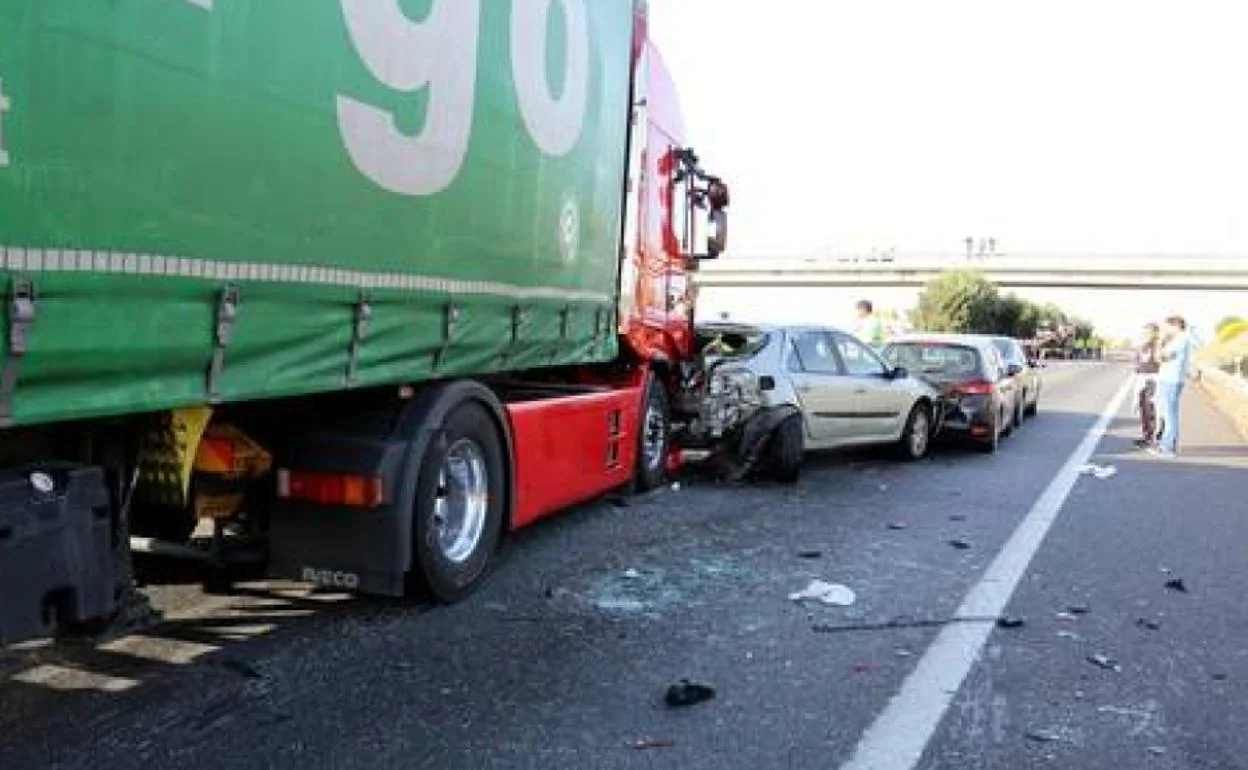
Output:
[{"xmin": 853, "ymin": 299, "xmax": 886, "ymax": 347}]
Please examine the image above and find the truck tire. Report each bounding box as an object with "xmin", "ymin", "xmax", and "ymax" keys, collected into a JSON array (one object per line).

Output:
[
  {"xmin": 896, "ymin": 403, "xmax": 932, "ymax": 461},
  {"xmin": 411, "ymin": 401, "xmax": 505, "ymax": 602},
  {"xmin": 634, "ymin": 375, "xmax": 670, "ymax": 492},
  {"xmin": 764, "ymin": 414, "xmax": 804, "ymax": 483}
]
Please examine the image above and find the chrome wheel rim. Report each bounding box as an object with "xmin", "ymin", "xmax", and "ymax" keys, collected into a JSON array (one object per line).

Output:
[
  {"xmin": 642, "ymin": 402, "xmax": 667, "ymax": 472},
  {"xmin": 432, "ymin": 439, "xmax": 489, "ymax": 564},
  {"xmin": 909, "ymin": 410, "xmax": 930, "ymax": 456}
]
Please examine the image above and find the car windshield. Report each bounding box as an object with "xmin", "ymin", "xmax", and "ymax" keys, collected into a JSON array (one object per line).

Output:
[
  {"xmin": 885, "ymin": 342, "xmax": 982, "ymax": 380},
  {"xmin": 697, "ymin": 326, "xmax": 770, "ymax": 359}
]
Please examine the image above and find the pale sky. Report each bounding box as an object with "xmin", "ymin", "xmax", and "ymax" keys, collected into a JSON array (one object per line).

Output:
[{"xmin": 649, "ymin": 0, "xmax": 1248, "ymax": 258}]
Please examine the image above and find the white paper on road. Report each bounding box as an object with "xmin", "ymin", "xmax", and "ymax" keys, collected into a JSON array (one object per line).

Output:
[
  {"xmin": 789, "ymin": 580, "xmax": 857, "ymax": 607},
  {"xmin": 1078, "ymin": 463, "xmax": 1119, "ymax": 480}
]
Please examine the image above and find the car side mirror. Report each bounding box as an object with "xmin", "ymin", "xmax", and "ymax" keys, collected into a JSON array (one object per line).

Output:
[
  {"xmin": 890, "ymin": 366, "xmax": 909, "ymax": 380},
  {"xmin": 1007, "ymin": 363, "xmax": 1023, "ymax": 376}
]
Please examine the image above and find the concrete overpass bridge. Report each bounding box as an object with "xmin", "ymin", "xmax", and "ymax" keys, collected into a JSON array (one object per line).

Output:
[{"xmin": 696, "ymin": 254, "xmax": 1248, "ymax": 292}]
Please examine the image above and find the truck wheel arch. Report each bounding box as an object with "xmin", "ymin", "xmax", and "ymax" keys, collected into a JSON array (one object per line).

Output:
[{"xmin": 393, "ymin": 381, "xmax": 517, "ymax": 561}]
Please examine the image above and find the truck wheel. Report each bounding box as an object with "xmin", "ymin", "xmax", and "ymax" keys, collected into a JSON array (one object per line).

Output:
[
  {"xmin": 765, "ymin": 414, "xmax": 804, "ymax": 483},
  {"xmin": 634, "ymin": 375, "xmax": 670, "ymax": 492},
  {"xmin": 896, "ymin": 404, "xmax": 932, "ymax": 461},
  {"xmin": 411, "ymin": 402, "xmax": 505, "ymax": 602}
]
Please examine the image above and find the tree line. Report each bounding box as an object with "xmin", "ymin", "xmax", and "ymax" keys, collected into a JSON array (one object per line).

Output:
[{"xmin": 910, "ymin": 269, "xmax": 1098, "ymax": 344}]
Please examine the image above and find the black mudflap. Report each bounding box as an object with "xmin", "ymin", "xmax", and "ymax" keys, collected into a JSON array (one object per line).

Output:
[{"xmin": 0, "ymin": 465, "xmax": 114, "ymax": 645}]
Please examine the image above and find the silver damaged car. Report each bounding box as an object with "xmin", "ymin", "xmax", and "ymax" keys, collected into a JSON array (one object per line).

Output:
[{"xmin": 685, "ymin": 323, "xmax": 943, "ymax": 482}]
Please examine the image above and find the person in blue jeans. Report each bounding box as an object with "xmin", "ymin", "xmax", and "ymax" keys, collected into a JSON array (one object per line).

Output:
[{"xmin": 1151, "ymin": 315, "xmax": 1193, "ymax": 458}]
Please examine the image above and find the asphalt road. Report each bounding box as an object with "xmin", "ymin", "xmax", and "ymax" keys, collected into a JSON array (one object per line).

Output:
[{"xmin": 2, "ymin": 362, "xmax": 1246, "ymax": 770}]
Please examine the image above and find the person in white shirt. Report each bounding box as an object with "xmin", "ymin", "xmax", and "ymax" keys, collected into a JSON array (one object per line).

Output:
[{"xmin": 1150, "ymin": 315, "xmax": 1193, "ymax": 458}]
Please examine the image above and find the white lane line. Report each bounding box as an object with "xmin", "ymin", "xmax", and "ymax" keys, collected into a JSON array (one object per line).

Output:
[{"xmin": 840, "ymin": 374, "xmax": 1135, "ymax": 770}]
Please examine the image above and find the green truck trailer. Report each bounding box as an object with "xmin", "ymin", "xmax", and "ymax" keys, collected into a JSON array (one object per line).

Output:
[{"xmin": 0, "ymin": 0, "xmax": 737, "ymax": 644}]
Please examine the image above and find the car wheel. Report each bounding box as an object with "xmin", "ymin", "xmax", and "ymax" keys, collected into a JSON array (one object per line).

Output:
[
  {"xmin": 764, "ymin": 414, "xmax": 804, "ymax": 483},
  {"xmin": 1012, "ymin": 398, "xmax": 1024, "ymax": 430},
  {"xmin": 1000, "ymin": 404, "xmax": 1014, "ymax": 438},
  {"xmin": 1025, "ymin": 393, "xmax": 1039, "ymax": 417},
  {"xmin": 411, "ymin": 402, "xmax": 506, "ymax": 603},
  {"xmin": 896, "ymin": 403, "xmax": 932, "ymax": 461},
  {"xmin": 634, "ymin": 373, "xmax": 671, "ymax": 492},
  {"xmin": 978, "ymin": 417, "xmax": 1001, "ymax": 454}
]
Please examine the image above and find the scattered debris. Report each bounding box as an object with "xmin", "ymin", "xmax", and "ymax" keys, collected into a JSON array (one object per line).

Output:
[
  {"xmin": 626, "ymin": 738, "xmax": 675, "ymax": 751},
  {"xmin": 1212, "ymin": 672, "xmax": 1229, "ymax": 682},
  {"xmin": 789, "ymin": 580, "xmax": 857, "ymax": 607},
  {"xmin": 1057, "ymin": 631, "xmax": 1081, "ymax": 641},
  {"xmin": 948, "ymin": 514, "xmax": 968, "ymax": 522},
  {"xmin": 997, "ymin": 615, "xmax": 1026, "ymax": 629},
  {"xmin": 949, "ymin": 539, "xmax": 972, "ymax": 550},
  {"xmin": 1136, "ymin": 618, "xmax": 1161, "ymax": 631},
  {"xmin": 1067, "ymin": 605, "xmax": 1091, "ymax": 616},
  {"xmin": 852, "ymin": 662, "xmax": 873, "ymax": 675},
  {"xmin": 878, "ymin": 484, "xmax": 890, "ymax": 492},
  {"xmin": 1164, "ymin": 578, "xmax": 1189, "ymax": 594},
  {"xmin": 1025, "ymin": 729, "xmax": 1062, "ymax": 744},
  {"xmin": 1078, "ymin": 463, "xmax": 1118, "ymax": 480},
  {"xmin": 895, "ymin": 648, "xmax": 914, "ymax": 658},
  {"xmin": 887, "ymin": 521, "xmax": 909, "ymax": 531},
  {"xmin": 664, "ymin": 679, "xmax": 716, "ymax": 708},
  {"xmin": 1056, "ymin": 612, "xmax": 1078, "ymax": 622},
  {"xmin": 1146, "ymin": 746, "xmax": 1167, "ymax": 757},
  {"xmin": 608, "ymin": 496, "xmax": 631, "ymax": 509},
  {"xmin": 670, "ymin": 482, "xmax": 682, "ymax": 492},
  {"xmin": 796, "ymin": 549, "xmax": 824, "ymax": 560},
  {"xmin": 623, "ymin": 568, "xmax": 642, "ymax": 580},
  {"xmin": 1087, "ymin": 654, "xmax": 1122, "ymax": 672}
]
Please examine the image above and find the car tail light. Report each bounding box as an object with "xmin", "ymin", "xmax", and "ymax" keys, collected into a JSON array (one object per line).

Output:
[
  {"xmin": 276, "ymin": 470, "xmax": 384, "ymax": 508},
  {"xmin": 955, "ymin": 380, "xmax": 994, "ymax": 396}
]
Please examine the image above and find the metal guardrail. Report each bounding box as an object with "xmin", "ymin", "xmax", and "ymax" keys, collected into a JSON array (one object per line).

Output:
[{"xmin": 1198, "ymin": 364, "xmax": 1248, "ymax": 441}]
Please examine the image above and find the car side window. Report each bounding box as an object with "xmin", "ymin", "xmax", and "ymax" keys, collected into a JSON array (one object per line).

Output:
[
  {"xmin": 987, "ymin": 349, "xmax": 1008, "ymax": 380},
  {"xmin": 835, "ymin": 334, "xmax": 888, "ymax": 377},
  {"xmin": 790, "ymin": 331, "xmax": 842, "ymax": 375}
]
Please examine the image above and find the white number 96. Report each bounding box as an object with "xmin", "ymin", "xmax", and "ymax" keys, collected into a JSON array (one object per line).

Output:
[{"xmin": 337, "ymin": 0, "xmax": 590, "ymax": 196}]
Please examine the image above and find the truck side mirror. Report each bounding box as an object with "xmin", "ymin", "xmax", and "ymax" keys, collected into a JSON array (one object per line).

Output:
[{"xmin": 703, "ymin": 209, "xmax": 728, "ymax": 260}]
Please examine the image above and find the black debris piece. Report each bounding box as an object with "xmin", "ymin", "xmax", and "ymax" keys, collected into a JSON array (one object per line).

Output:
[
  {"xmin": 949, "ymin": 514, "xmax": 968, "ymax": 522},
  {"xmin": 1025, "ymin": 729, "xmax": 1061, "ymax": 744},
  {"xmin": 664, "ymin": 679, "xmax": 716, "ymax": 708},
  {"xmin": 1067, "ymin": 605, "xmax": 1091, "ymax": 616},
  {"xmin": 1164, "ymin": 578, "xmax": 1189, "ymax": 594},
  {"xmin": 887, "ymin": 521, "xmax": 909, "ymax": 531},
  {"xmin": 949, "ymin": 539, "xmax": 972, "ymax": 550},
  {"xmin": 1136, "ymin": 618, "xmax": 1161, "ymax": 631},
  {"xmin": 997, "ymin": 616, "xmax": 1026, "ymax": 629},
  {"xmin": 797, "ymin": 550, "xmax": 823, "ymax": 560}
]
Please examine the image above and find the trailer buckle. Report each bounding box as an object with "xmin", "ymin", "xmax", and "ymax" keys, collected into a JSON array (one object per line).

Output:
[
  {"xmin": 433, "ymin": 303, "xmax": 460, "ymax": 373},
  {"xmin": 346, "ymin": 295, "xmax": 372, "ymax": 388},
  {"xmin": 206, "ymin": 285, "xmax": 239, "ymax": 403},
  {"xmin": 0, "ymin": 277, "xmax": 35, "ymax": 427}
]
